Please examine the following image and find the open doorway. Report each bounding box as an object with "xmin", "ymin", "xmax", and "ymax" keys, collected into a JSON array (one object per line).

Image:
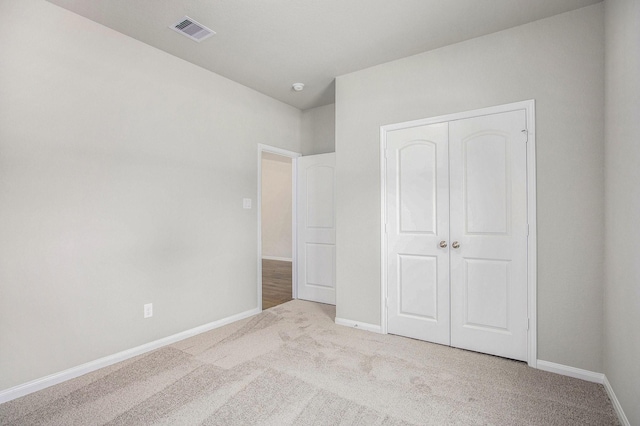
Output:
[{"xmin": 257, "ymin": 145, "xmax": 300, "ymax": 310}]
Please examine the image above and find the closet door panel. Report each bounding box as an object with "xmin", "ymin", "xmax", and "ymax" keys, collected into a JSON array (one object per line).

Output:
[
  {"xmin": 386, "ymin": 122, "xmax": 450, "ymax": 345},
  {"xmin": 449, "ymin": 110, "xmax": 528, "ymax": 361}
]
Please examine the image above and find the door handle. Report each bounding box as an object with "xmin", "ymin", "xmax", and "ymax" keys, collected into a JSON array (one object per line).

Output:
[
  {"xmin": 439, "ymin": 241, "xmax": 447, "ymax": 248},
  {"xmin": 452, "ymin": 241, "xmax": 460, "ymax": 249}
]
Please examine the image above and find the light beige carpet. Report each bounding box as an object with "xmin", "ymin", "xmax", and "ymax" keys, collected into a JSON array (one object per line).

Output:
[{"xmin": 0, "ymin": 300, "xmax": 619, "ymax": 425}]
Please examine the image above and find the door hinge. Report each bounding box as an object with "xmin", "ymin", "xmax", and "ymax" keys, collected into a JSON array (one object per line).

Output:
[
  {"xmin": 522, "ymin": 129, "xmax": 528, "ymax": 143},
  {"xmin": 384, "ymin": 222, "xmax": 388, "ymax": 233},
  {"xmin": 384, "ymin": 149, "xmax": 389, "ymax": 159},
  {"xmin": 527, "ymin": 318, "xmax": 530, "ymax": 330}
]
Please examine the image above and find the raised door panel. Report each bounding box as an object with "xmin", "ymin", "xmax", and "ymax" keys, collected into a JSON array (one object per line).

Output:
[
  {"xmin": 305, "ymin": 243, "xmax": 335, "ymax": 289},
  {"xmin": 398, "ymin": 254, "xmax": 438, "ymax": 320},
  {"xmin": 464, "ymin": 258, "xmax": 510, "ymax": 331},
  {"xmin": 464, "ymin": 135, "xmax": 509, "ymax": 235},
  {"xmin": 399, "ymin": 143, "xmax": 437, "ymax": 234},
  {"xmin": 306, "ymin": 166, "xmax": 334, "ymax": 230}
]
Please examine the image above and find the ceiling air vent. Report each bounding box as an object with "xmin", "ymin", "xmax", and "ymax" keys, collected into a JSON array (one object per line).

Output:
[{"xmin": 170, "ymin": 16, "xmax": 215, "ymax": 42}]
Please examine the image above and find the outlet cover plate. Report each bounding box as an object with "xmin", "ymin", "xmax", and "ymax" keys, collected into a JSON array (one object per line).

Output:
[{"xmin": 144, "ymin": 303, "xmax": 153, "ymax": 318}]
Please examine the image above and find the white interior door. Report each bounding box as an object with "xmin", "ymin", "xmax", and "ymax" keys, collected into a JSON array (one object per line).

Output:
[
  {"xmin": 449, "ymin": 110, "xmax": 528, "ymax": 361},
  {"xmin": 384, "ymin": 108, "xmax": 529, "ymax": 361},
  {"xmin": 386, "ymin": 123, "xmax": 450, "ymax": 345},
  {"xmin": 296, "ymin": 153, "xmax": 336, "ymax": 305}
]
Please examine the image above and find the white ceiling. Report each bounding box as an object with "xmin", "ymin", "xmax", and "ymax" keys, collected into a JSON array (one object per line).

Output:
[{"xmin": 46, "ymin": 0, "xmax": 600, "ymax": 110}]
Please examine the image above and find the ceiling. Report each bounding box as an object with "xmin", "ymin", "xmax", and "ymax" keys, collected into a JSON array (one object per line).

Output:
[{"xmin": 46, "ymin": 0, "xmax": 600, "ymax": 110}]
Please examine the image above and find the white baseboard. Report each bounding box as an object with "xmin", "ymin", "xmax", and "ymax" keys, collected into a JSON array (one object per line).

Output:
[
  {"xmin": 0, "ymin": 307, "xmax": 261, "ymax": 404},
  {"xmin": 262, "ymin": 256, "xmax": 292, "ymax": 262},
  {"xmin": 603, "ymin": 375, "xmax": 631, "ymax": 426},
  {"xmin": 536, "ymin": 360, "xmax": 604, "ymax": 383},
  {"xmin": 335, "ymin": 317, "xmax": 382, "ymax": 334},
  {"xmin": 534, "ymin": 360, "xmax": 630, "ymax": 425}
]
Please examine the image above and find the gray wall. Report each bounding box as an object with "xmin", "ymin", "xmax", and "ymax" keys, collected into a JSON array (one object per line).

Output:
[
  {"xmin": 604, "ymin": 0, "xmax": 640, "ymax": 424},
  {"xmin": 301, "ymin": 103, "xmax": 336, "ymax": 155},
  {"xmin": 0, "ymin": 0, "xmax": 301, "ymax": 391},
  {"xmin": 335, "ymin": 4, "xmax": 605, "ymax": 372}
]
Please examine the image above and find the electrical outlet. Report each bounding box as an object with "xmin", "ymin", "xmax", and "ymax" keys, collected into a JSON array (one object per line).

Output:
[
  {"xmin": 243, "ymin": 198, "xmax": 252, "ymax": 209},
  {"xmin": 144, "ymin": 303, "xmax": 153, "ymax": 318}
]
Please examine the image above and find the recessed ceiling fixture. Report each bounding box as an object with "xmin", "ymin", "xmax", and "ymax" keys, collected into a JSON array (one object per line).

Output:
[
  {"xmin": 170, "ymin": 16, "xmax": 215, "ymax": 42},
  {"xmin": 292, "ymin": 83, "xmax": 305, "ymax": 92}
]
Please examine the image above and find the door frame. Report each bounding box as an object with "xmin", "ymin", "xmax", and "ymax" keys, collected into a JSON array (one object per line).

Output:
[
  {"xmin": 257, "ymin": 144, "xmax": 302, "ymax": 311},
  {"xmin": 379, "ymin": 100, "xmax": 537, "ymax": 367}
]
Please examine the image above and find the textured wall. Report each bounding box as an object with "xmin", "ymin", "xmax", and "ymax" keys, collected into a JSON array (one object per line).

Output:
[
  {"xmin": 0, "ymin": 0, "xmax": 301, "ymax": 391},
  {"xmin": 301, "ymin": 104, "xmax": 336, "ymax": 155},
  {"xmin": 603, "ymin": 0, "xmax": 640, "ymax": 423}
]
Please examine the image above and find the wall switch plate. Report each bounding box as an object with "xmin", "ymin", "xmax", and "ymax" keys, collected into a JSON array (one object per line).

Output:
[
  {"xmin": 243, "ymin": 198, "xmax": 252, "ymax": 209},
  {"xmin": 144, "ymin": 303, "xmax": 153, "ymax": 318}
]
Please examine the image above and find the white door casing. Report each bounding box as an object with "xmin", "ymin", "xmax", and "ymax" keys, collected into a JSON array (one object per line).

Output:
[
  {"xmin": 297, "ymin": 153, "xmax": 336, "ymax": 305},
  {"xmin": 381, "ymin": 102, "xmax": 535, "ymax": 363},
  {"xmin": 449, "ymin": 110, "xmax": 528, "ymax": 361},
  {"xmin": 257, "ymin": 144, "xmax": 301, "ymax": 309},
  {"xmin": 386, "ymin": 123, "xmax": 451, "ymax": 344}
]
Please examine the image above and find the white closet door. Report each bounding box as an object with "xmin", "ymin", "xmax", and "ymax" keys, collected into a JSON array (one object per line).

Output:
[
  {"xmin": 297, "ymin": 153, "xmax": 336, "ymax": 305},
  {"xmin": 386, "ymin": 123, "xmax": 450, "ymax": 345},
  {"xmin": 449, "ymin": 110, "xmax": 528, "ymax": 361}
]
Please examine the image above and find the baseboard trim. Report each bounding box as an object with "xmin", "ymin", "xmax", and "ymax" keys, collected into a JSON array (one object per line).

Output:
[
  {"xmin": 0, "ymin": 307, "xmax": 261, "ymax": 404},
  {"xmin": 603, "ymin": 375, "xmax": 631, "ymax": 426},
  {"xmin": 335, "ymin": 317, "xmax": 382, "ymax": 334},
  {"xmin": 536, "ymin": 359, "xmax": 604, "ymax": 384},
  {"xmin": 261, "ymin": 256, "xmax": 292, "ymax": 262},
  {"xmin": 534, "ymin": 360, "xmax": 631, "ymax": 424}
]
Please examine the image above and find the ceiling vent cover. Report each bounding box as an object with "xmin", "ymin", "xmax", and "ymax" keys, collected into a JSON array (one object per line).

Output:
[{"xmin": 170, "ymin": 16, "xmax": 215, "ymax": 42}]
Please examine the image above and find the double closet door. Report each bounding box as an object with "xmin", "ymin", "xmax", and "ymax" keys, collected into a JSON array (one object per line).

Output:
[{"xmin": 385, "ymin": 110, "xmax": 529, "ymax": 361}]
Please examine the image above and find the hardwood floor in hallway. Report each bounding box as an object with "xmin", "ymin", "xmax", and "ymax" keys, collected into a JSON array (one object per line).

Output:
[{"xmin": 262, "ymin": 259, "xmax": 292, "ymax": 310}]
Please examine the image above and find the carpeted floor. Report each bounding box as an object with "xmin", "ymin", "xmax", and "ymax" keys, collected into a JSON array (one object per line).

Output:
[{"xmin": 0, "ymin": 300, "xmax": 619, "ymax": 425}]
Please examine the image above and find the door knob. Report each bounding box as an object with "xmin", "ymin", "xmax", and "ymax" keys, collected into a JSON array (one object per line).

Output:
[
  {"xmin": 452, "ymin": 241, "xmax": 460, "ymax": 249},
  {"xmin": 439, "ymin": 241, "xmax": 447, "ymax": 248}
]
